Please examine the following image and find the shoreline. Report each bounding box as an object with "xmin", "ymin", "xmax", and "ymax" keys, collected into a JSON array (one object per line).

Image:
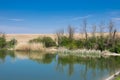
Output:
[
  {"xmin": 7, "ymin": 48, "xmax": 120, "ymax": 57},
  {"xmin": 105, "ymin": 71, "xmax": 120, "ymax": 80}
]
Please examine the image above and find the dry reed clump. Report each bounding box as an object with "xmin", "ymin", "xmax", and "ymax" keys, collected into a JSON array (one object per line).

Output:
[
  {"xmin": 15, "ymin": 42, "xmax": 45, "ymax": 51},
  {"xmin": 30, "ymin": 43, "xmax": 45, "ymax": 51}
]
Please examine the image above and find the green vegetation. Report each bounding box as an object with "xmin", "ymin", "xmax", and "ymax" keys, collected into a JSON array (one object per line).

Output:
[
  {"xmin": 55, "ymin": 20, "xmax": 120, "ymax": 53},
  {"xmin": 0, "ymin": 34, "xmax": 17, "ymax": 50},
  {"xmin": 28, "ymin": 21, "xmax": 120, "ymax": 53},
  {"xmin": 7, "ymin": 38, "xmax": 17, "ymax": 48},
  {"xmin": 29, "ymin": 36, "xmax": 56, "ymax": 47},
  {"xmin": 114, "ymin": 75, "xmax": 120, "ymax": 80},
  {"xmin": 0, "ymin": 34, "xmax": 6, "ymax": 49},
  {"xmin": 115, "ymin": 76, "xmax": 120, "ymax": 80}
]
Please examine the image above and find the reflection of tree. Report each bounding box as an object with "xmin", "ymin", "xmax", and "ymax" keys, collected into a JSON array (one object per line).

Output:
[
  {"xmin": 0, "ymin": 50, "xmax": 15, "ymax": 63},
  {"xmin": 0, "ymin": 50, "xmax": 7, "ymax": 63},
  {"xmin": 56, "ymin": 56, "xmax": 120, "ymax": 79},
  {"xmin": 15, "ymin": 51, "xmax": 56, "ymax": 64},
  {"xmin": 30, "ymin": 54, "xmax": 55, "ymax": 64},
  {"xmin": 68, "ymin": 64, "xmax": 74, "ymax": 76},
  {"xmin": 0, "ymin": 51, "xmax": 56, "ymax": 64}
]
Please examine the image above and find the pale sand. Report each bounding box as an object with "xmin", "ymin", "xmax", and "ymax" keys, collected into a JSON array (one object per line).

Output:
[{"xmin": 5, "ymin": 33, "xmax": 120, "ymax": 43}]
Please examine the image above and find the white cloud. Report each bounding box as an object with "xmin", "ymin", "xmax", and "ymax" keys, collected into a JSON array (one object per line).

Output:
[
  {"xmin": 57, "ymin": 15, "xmax": 92, "ymax": 23},
  {"xmin": 8, "ymin": 19, "xmax": 24, "ymax": 21},
  {"xmin": 0, "ymin": 16, "xmax": 24, "ymax": 22},
  {"xmin": 112, "ymin": 18, "xmax": 120, "ymax": 21},
  {"xmin": 109, "ymin": 11, "xmax": 120, "ymax": 15},
  {"xmin": 72, "ymin": 15, "xmax": 92, "ymax": 21}
]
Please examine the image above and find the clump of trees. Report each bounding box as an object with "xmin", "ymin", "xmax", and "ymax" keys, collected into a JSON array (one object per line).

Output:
[
  {"xmin": 55, "ymin": 20, "xmax": 120, "ymax": 53},
  {"xmin": 0, "ymin": 34, "xmax": 6, "ymax": 49},
  {"xmin": 29, "ymin": 19, "xmax": 120, "ymax": 53},
  {"xmin": 0, "ymin": 33, "xmax": 17, "ymax": 50},
  {"xmin": 7, "ymin": 38, "xmax": 17, "ymax": 48}
]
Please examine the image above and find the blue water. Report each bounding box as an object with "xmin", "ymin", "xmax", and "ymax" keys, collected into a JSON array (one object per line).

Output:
[{"xmin": 0, "ymin": 51, "xmax": 119, "ymax": 80}]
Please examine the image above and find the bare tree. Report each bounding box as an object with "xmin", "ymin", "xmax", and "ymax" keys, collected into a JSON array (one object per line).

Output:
[
  {"xmin": 92, "ymin": 24, "xmax": 97, "ymax": 37},
  {"xmin": 108, "ymin": 20, "xmax": 114, "ymax": 40},
  {"xmin": 99, "ymin": 21, "xmax": 105, "ymax": 37},
  {"xmin": 107, "ymin": 20, "xmax": 117, "ymax": 47},
  {"xmin": 112, "ymin": 29, "xmax": 117, "ymax": 43},
  {"xmin": 82, "ymin": 19, "xmax": 88, "ymax": 40},
  {"xmin": 56, "ymin": 29, "xmax": 64, "ymax": 46},
  {"xmin": 68, "ymin": 25, "xmax": 75, "ymax": 40}
]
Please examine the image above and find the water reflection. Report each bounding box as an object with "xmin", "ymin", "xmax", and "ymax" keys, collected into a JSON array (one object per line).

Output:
[
  {"xmin": 57, "ymin": 56, "xmax": 120, "ymax": 80},
  {"xmin": 0, "ymin": 50, "xmax": 15, "ymax": 63},
  {"xmin": 15, "ymin": 51, "xmax": 55, "ymax": 64},
  {"xmin": 0, "ymin": 51, "xmax": 120, "ymax": 80}
]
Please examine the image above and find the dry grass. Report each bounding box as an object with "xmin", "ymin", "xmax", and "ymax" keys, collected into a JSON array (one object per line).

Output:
[
  {"xmin": 15, "ymin": 42, "xmax": 45, "ymax": 51},
  {"xmin": 30, "ymin": 43, "xmax": 45, "ymax": 51},
  {"xmin": 6, "ymin": 33, "xmax": 120, "ymax": 43},
  {"xmin": 6, "ymin": 34, "xmax": 57, "ymax": 43}
]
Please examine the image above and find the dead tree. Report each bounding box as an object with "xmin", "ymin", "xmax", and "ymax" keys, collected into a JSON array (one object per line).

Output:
[
  {"xmin": 108, "ymin": 20, "xmax": 114, "ymax": 40},
  {"xmin": 92, "ymin": 24, "xmax": 97, "ymax": 38},
  {"xmin": 107, "ymin": 20, "xmax": 116, "ymax": 47},
  {"xmin": 68, "ymin": 25, "xmax": 75, "ymax": 40},
  {"xmin": 112, "ymin": 29, "xmax": 117, "ymax": 45},
  {"xmin": 99, "ymin": 21, "xmax": 105, "ymax": 38},
  {"xmin": 83, "ymin": 19, "xmax": 88, "ymax": 40},
  {"xmin": 56, "ymin": 29, "xmax": 64, "ymax": 46}
]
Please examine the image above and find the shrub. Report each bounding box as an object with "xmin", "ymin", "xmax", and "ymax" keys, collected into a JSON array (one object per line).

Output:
[
  {"xmin": 15, "ymin": 42, "xmax": 44, "ymax": 51},
  {"xmin": 0, "ymin": 35, "xmax": 6, "ymax": 49},
  {"xmin": 29, "ymin": 37, "xmax": 42, "ymax": 43},
  {"xmin": 7, "ymin": 38, "xmax": 17, "ymax": 48},
  {"xmin": 59, "ymin": 36, "xmax": 77, "ymax": 49},
  {"xmin": 42, "ymin": 37, "xmax": 56, "ymax": 47},
  {"xmin": 109, "ymin": 43, "xmax": 120, "ymax": 53},
  {"xmin": 29, "ymin": 37, "xmax": 56, "ymax": 48},
  {"xmin": 75, "ymin": 39, "xmax": 84, "ymax": 48}
]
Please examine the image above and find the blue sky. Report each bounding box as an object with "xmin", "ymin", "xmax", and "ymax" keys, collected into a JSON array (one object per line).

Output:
[{"xmin": 0, "ymin": 0, "xmax": 120, "ymax": 33}]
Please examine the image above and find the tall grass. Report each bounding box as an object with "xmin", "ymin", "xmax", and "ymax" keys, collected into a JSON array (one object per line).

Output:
[
  {"xmin": 58, "ymin": 49, "xmax": 102, "ymax": 58},
  {"xmin": 15, "ymin": 42, "xmax": 45, "ymax": 51}
]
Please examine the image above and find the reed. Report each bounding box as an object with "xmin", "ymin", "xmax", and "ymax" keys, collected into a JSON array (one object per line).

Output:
[
  {"xmin": 15, "ymin": 42, "xmax": 45, "ymax": 51},
  {"xmin": 58, "ymin": 49, "xmax": 102, "ymax": 58}
]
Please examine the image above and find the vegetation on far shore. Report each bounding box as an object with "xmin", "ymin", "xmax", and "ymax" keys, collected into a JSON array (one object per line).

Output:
[
  {"xmin": 0, "ymin": 19, "xmax": 120, "ymax": 54},
  {"xmin": 28, "ymin": 20, "xmax": 120, "ymax": 53},
  {"xmin": 0, "ymin": 33, "xmax": 17, "ymax": 50}
]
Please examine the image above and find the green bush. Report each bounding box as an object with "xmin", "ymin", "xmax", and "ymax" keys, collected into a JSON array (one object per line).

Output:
[
  {"xmin": 42, "ymin": 37, "xmax": 56, "ymax": 47},
  {"xmin": 7, "ymin": 38, "xmax": 17, "ymax": 48},
  {"xmin": 0, "ymin": 35, "xmax": 6, "ymax": 49},
  {"xmin": 29, "ymin": 37, "xmax": 56, "ymax": 47},
  {"xmin": 75, "ymin": 39, "xmax": 84, "ymax": 48},
  {"xmin": 109, "ymin": 43, "xmax": 120, "ymax": 53},
  {"xmin": 29, "ymin": 37, "xmax": 42, "ymax": 43},
  {"xmin": 59, "ymin": 36, "xmax": 77, "ymax": 49}
]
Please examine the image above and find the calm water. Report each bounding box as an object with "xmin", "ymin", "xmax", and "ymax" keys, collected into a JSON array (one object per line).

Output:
[{"xmin": 0, "ymin": 50, "xmax": 120, "ymax": 80}]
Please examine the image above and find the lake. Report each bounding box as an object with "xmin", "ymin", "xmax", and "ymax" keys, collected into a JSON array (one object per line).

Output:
[{"xmin": 0, "ymin": 50, "xmax": 120, "ymax": 80}]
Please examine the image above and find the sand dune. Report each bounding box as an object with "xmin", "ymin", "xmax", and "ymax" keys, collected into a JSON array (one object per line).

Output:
[{"xmin": 6, "ymin": 33, "xmax": 120, "ymax": 43}]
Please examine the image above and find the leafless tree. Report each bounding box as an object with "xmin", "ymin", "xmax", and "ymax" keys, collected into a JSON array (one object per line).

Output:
[
  {"xmin": 99, "ymin": 21, "xmax": 105, "ymax": 37},
  {"xmin": 107, "ymin": 20, "xmax": 117, "ymax": 46},
  {"xmin": 112, "ymin": 29, "xmax": 117, "ymax": 42},
  {"xmin": 82, "ymin": 19, "xmax": 88, "ymax": 40},
  {"xmin": 92, "ymin": 24, "xmax": 97, "ymax": 38},
  {"xmin": 108, "ymin": 20, "xmax": 114, "ymax": 40},
  {"xmin": 68, "ymin": 25, "xmax": 75, "ymax": 40},
  {"xmin": 56, "ymin": 29, "xmax": 64, "ymax": 46}
]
